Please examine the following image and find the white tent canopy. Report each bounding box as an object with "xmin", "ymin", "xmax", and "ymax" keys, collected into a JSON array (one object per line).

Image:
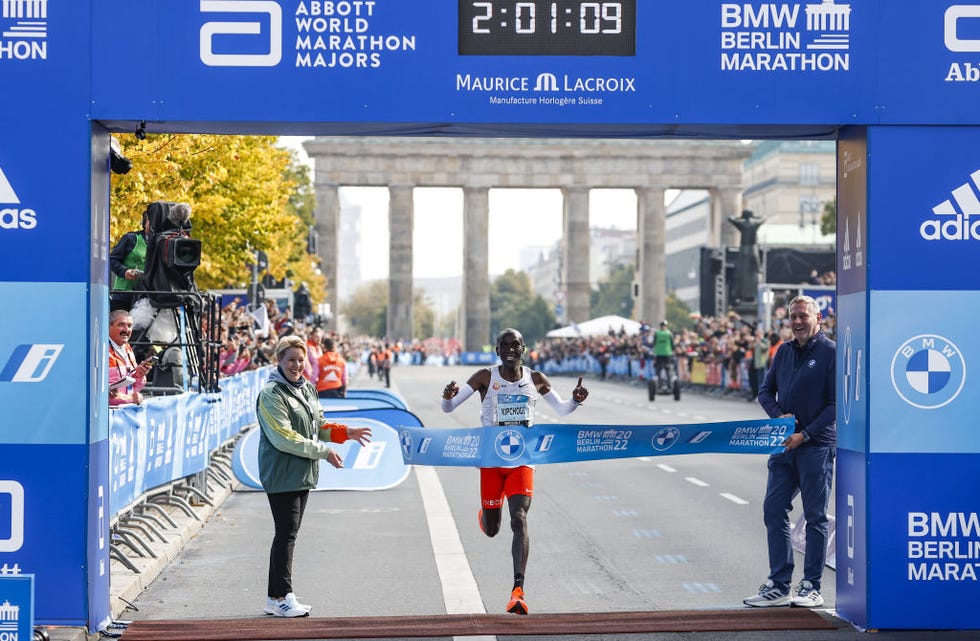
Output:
[{"xmin": 546, "ymin": 314, "xmax": 641, "ymax": 338}]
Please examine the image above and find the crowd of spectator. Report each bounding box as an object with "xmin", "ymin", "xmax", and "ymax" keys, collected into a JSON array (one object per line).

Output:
[
  {"xmin": 212, "ymin": 298, "xmax": 465, "ymax": 387},
  {"xmin": 532, "ymin": 291, "xmax": 837, "ymax": 398},
  {"xmin": 114, "ymin": 271, "xmax": 836, "ymax": 404}
]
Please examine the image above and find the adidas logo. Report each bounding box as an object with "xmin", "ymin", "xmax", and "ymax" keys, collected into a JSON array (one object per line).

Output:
[
  {"xmin": 0, "ymin": 164, "xmax": 37, "ymax": 230},
  {"xmin": 922, "ymin": 168, "xmax": 980, "ymax": 241},
  {"xmin": 0, "ymin": 165, "xmax": 20, "ymax": 203}
]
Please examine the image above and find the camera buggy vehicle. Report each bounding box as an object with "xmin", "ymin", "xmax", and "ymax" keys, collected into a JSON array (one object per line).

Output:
[{"xmin": 648, "ymin": 356, "xmax": 681, "ymax": 401}]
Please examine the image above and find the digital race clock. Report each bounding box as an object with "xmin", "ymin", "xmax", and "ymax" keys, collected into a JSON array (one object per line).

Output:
[{"xmin": 458, "ymin": 1, "xmax": 636, "ymax": 56}]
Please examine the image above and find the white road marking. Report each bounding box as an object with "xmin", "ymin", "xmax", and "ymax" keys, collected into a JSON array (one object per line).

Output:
[
  {"xmin": 721, "ymin": 493, "xmax": 749, "ymax": 505},
  {"xmin": 657, "ymin": 464, "xmax": 677, "ymax": 473},
  {"xmin": 414, "ymin": 467, "xmax": 495, "ymax": 641},
  {"xmin": 685, "ymin": 476, "xmax": 710, "ymax": 487}
]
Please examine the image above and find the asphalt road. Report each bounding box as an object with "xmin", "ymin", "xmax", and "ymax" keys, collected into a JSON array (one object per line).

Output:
[{"xmin": 122, "ymin": 366, "xmax": 980, "ymax": 641}]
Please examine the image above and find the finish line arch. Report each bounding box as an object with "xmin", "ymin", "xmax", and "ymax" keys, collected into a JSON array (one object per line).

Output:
[{"xmin": 1, "ymin": 0, "xmax": 978, "ymax": 632}]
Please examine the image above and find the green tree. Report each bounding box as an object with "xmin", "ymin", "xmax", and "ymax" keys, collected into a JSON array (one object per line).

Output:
[
  {"xmin": 110, "ymin": 134, "xmax": 325, "ymax": 299},
  {"xmin": 341, "ymin": 280, "xmax": 436, "ymax": 339},
  {"xmin": 665, "ymin": 292, "xmax": 694, "ymax": 331},
  {"xmin": 413, "ymin": 289, "xmax": 436, "ymax": 339},
  {"xmin": 490, "ymin": 269, "xmax": 556, "ymax": 345},
  {"xmin": 590, "ymin": 262, "xmax": 635, "ymax": 318},
  {"xmin": 820, "ymin": 197, "xmax": 836, "ymax": 237},
  {"xmin": 342, "ymin": 280, "xmax": 387, "ymax": 337}
]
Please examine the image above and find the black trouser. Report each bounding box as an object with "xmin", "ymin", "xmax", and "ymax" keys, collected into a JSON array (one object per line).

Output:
[
  {"xmin": 318, "ymin": 386, "xmax": 346, "ymax": 398},
  {"xmin": 654, "ymin": 355, "xmax": 672, "ymax": 383},
  {"xmin": 266, "ymin": 489, "xmax": 309, "ymax": 598}
]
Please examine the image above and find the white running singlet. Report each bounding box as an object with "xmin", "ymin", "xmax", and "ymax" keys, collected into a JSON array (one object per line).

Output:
[{"xmin": 480, "ymin": 366, "xmax": 537, "ymax": 428}]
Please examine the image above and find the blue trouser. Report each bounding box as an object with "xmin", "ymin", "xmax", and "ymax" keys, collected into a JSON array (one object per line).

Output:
[{"xmin": 763, "ymin": 444, "xmax": 835, "ymax": 592}]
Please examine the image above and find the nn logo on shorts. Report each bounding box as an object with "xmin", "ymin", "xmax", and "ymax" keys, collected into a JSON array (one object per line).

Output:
[
  {"xmin": 199, "ymin": 0, "xmax": 282, "ymax": 67},
  {"xmin": 890, "ymin": 334, "xmax": 966, "ymax": 409},
  {"xmin": 0, "ymin": 344, "xmax": 63, "ymax": 382}
]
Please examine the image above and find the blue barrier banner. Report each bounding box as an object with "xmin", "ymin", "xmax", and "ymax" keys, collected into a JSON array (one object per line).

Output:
[
  {"xmin": 108, "ymin": 368, "xmax": 270, "ymax": 516},
  {"xmin": 344, "ymin": 388, "xmax": 408, "ymax": 410},
  {"xmin": 0, "ymin": 574, "xmax": 33, "ymax": 640},
  {"xmin": 396, "ymin": 418, "xmax": 792, "ymax": 468},
  {"xmin": 232, "ymin": 418, "xmax": 410, "ymax": 491},
  {"xmin": 321, "ymin": 397, "xmax": 396, "ymax": 411},
  {"xmin": 460, "ymin": 352, "xmax": 497, "ymax": 366}
]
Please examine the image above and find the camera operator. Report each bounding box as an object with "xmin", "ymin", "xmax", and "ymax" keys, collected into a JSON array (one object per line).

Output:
[{"xmin": 109, "ymin": 210, "xmax": 150, "ymax": 312}]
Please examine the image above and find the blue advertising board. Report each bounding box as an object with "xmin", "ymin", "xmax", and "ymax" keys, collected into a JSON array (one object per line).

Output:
[
  {"xmin": 0, "ymin": 574, "xmax": 33, "ymax": 641},
  {"xmin": 869, "ymin": 290, "xmax": 979, "ymax": 453},
  {"xmin": 5, "ymin": 0, "xmax": 980, "ymax": 632},
  {"xmin": 86, "ymin": 1, "xmax": 980, "ymax": 134},
  {"xmin": 869, "ymin": 453, "xmax": 980, "ymax": 629},
  {"xmin": 855, "ymin": 125, "xmax": 980, "ymax": 629},
  {"xmin": 834, "ymin": 128, "xmax": 869, "ymax": 627},
  {"xmin": 868, "ymin": 126, "xmax": 980, "ymax": 292}
]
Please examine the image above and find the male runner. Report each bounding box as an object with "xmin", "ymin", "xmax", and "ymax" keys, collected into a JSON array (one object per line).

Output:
[{"xmin": 441, "ymin": 328, "xmax": 589, "ymax": 615}]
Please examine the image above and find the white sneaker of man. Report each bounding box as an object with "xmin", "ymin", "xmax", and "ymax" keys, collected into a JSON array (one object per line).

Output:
[
  {"xmin": 743, "ymin": 580, "xmax": 791, "ymax": 607},
  {"xmin": 791, "ymin": 580, "xmax": 824, "ymax": 608},
  {"xmin": 264, "ymin": 593, "xmax": 312, "ymax": 617}
]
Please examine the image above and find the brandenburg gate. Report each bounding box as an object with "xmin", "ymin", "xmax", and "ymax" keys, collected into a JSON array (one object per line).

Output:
[{"xmin": 306, "ymin": 138, "xmax": 751, "ymax": 349}]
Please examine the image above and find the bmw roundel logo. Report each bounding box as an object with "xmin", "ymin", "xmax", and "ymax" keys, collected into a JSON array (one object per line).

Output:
[
  {"xmin": 890, "ymin": 334, "xmax": 966, "ymax": 409},
  {"xmin": 651, "ymin": 426, "xmax": 680, "ymax": 452},
  {"xmin": 495, "ymin": 429, "xmax": 526, "ymax": 461},
  {"xmin": 399, "ymin": 429, "xmax": 413, "ymax": 462}
]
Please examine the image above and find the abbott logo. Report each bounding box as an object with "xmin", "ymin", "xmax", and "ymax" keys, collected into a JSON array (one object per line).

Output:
[
  {"xmin": 0, "ymin": 481, "xmax": 24, "ymax": 553},
  {"xmin": 0, "ymin": 344, "xmax": 63, "ymax": 382},
  {"xmin": 200, "ymin": 0, "xmax": 282, "ymax": 67},
  {"xmin": 945, "ymin": 5, "xmax": 980, "ymax": 52},
  {"xmin": 923, "ymin": 168, "xmax": 980, "ymax": 240}
]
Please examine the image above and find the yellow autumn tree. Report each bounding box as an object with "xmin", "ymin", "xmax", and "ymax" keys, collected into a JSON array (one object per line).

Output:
[{"xmin": 110, "ymin": 134, "xmax": 325, "ymax": 301}]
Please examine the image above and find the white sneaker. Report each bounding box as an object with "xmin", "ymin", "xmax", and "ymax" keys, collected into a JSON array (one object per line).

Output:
[
  {"xmin": 743, "ymin": 580, "xmax": 791, "ymax": 607},
  {"xmin": 264, "ymin": 593, "xmax": 312, "ymax": 617},
  {"xmin": 791, "ymin": 580, "xmax": 824, "ymax": 608}
]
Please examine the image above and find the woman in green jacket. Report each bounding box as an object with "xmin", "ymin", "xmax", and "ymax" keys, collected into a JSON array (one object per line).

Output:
[{"xmin": 256, "ymin": 334, "xmax": 371, "ymax": 617}]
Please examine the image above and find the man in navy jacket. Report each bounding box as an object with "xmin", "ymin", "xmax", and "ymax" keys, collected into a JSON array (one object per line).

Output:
[{"xmin": 744, "ymin": 295, "xmax": 835, "ymax": 609}]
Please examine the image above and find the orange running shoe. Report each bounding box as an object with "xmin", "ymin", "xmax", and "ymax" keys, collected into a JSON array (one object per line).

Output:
[{"xmin": 506, "ymin": 587, "xmax": 528, "ymax": 615}]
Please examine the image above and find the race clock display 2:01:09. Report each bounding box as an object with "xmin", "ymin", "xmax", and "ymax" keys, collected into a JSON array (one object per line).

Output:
[{"xmin": 458, "ymin": 1, "xmax": 636, "ymax": 56}]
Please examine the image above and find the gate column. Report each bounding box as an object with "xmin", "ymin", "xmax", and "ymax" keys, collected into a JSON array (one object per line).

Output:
[
  {"xmin": 387, "ymin": 185, "xmax": 414, "ymax": 341},
  {"xmin": 636, "ymin": 187, "xmax": 666, "ymax": 324},
  {"xmin": 462, "ymin": 187, "xmax": 490, "ymax": 351},
  {"xmin": 561, "ymin": 186, "xmax": 591, "ymax": 324},
  {"xmin": 710, "ymin": 187, "xmax": 743, "ymax": 249},
  {"xmin": 313, "ymin": 181, "xmax": 339, "ymax": 329}
]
